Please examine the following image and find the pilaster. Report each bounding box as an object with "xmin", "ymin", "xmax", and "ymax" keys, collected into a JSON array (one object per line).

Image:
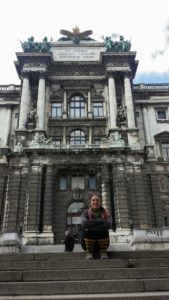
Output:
[
  {"xmin": 108, "ymin": 74, "xmax": 117, "ymax": 129},
  {"xmin": 150, "ymin": 174, "xmax": 165, "ymax": 228},
  {"xmin": 101, "ymin": 164, "xmax": 112, "ymax": 215},
  {"xmin": 18, "ymin": 73, "xmax": 30, "ymax": 130},
  {"xmin": 3, "ymin": 107, "xmax": 12, "ymax": 146},
  {"xmin": 124, "ymin": 73, "xmax": 135, "ymax": 128},
  {"xmin": 42, "ymin": 165, "xmax": 54, "ymax": 244},
  {"xmin": 36, "ymin": 73, "xmax": 46, "ymax": 130},
  {"xmin": 112, "ymin": 162, "xmax": 130, "ymax": 229},
  {"xmin": 133, "ymin": 165, "xmax": 151, "ymax": 229},
  {"xmin": 23, "ymin": 165, "xmax": 43, "ymax": 245}
]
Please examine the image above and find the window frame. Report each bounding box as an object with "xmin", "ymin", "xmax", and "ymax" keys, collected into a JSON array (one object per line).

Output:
[
  {"xmin": 154, "ymin": 107, "xmax": 169, "ymax": 122},
  {"xmin": 70, "ymin": 129, "xmax": 86, "ymax": 145},
  {"xmin": 51, "ymin": 102, "xmax": 62, "ymax": 118},
  {"xmin": 92, "ymin": 101, "xmax": 104, "ymax": 117},
  {"xmin": 69, "ymin": 95, "xmax": 86, "ymax": 118}
]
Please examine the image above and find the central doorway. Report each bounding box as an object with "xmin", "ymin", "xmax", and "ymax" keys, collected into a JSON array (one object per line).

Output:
[{"xmin": 67, "ymin": 201, "xmax": 87, "ymax": 242}]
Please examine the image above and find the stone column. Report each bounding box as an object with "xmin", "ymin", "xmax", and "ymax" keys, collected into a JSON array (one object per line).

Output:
[
  {"xmin": 25, "ymin": 165, "xmax": 43, "ymax": 235},
  {"xmin": 63, "ymin": 127, "xmax": 66, "ymax": 145},
  {"xmin": 88, "ymin": 91, "xmax": 92, "ymax": 118},
  {"xmin": 42, "ymin": 166, "xmax": 54, "ymax": 244},
  {"xmin": 3, "ymin": 106, "xmax": 12, "ymax": 146},
  {"xmin": 36, "ymin": 73, "xmax": 46, "ymax": 129},
  {"xmin": 124, "ymin": 73, "xmax": 135, "ymax": 128},
  {"xmin": 0, "ymin": 168, "xmax": 22, "ymax": 252},
  {"xmin": 108, "ymin": 74, "xmax": 117, "ymax": 128},
  {"xmin": 2, "ymin": 168, "xmax": 21, "ymax": 233},
  {"xmin": 63, "ymin": 91, "xmax": 67, "ymax": 119},
  {"xmin": 112, "ymin": 163, "xmax": 130, "ymax": 229},
  {"xmin": 89, "ymin": 126, "xmax": 92, "ymax": 144},
  {"xmin": 142, "ymin": 105, "xmax": 151, "ymax": 144},
  {"xmin": 133, "ymin": 165, "xmax": 151, "ymax": 229},
  {"xmin": 18, "ymin": 74, "xmax": 30, "ymax": 130},
  {"xmin": 101, "ymin": 165, "xmax": 112, "ymax": 215},
  {"xmin": 150, "ymin": 174, "xmax": 165, "ymax": 228}
]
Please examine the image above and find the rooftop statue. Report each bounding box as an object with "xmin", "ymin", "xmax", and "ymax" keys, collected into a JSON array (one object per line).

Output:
[
  {"xmin": 21, "ymin": 36, "xmax": 52, "ymax": 53},
  {"xmin": 59, "ymin": 26, "xmax": 93, "ymax": 44},
  {"xmin": 102, "ymin": 35, "xmax": 131, "ymax": 52}
]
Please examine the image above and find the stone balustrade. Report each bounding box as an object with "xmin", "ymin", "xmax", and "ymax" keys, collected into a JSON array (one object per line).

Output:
[{"xmin": 0, "ymin": 85, "xmax": 20, "ymax": 92}]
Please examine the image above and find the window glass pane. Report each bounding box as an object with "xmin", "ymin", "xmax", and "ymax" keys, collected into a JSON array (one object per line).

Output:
[
  {"xmin": 71, "ymin": 175, "xmax": 85, "ymax": 189},
  {"xmin": 70, "ymin": 130, "xmax": 85, "ymax": 145},
  {"xmin": 162, "ymin": 143, "xmax": 169, "ymax": 157},
  {"xmin": 69, "ymin": 95, "xmax": 85, "ymax": 118},
  {"xmin": 157, "ymin": 111, "xmax": 166, "ymax": 119},
  {"xmin": 51, "ymin": 103, "xmax": 62, "ymax": 118},
  {"xmin": 54, "ymin": 140, "xmax": 61, "ymax": 145},
  {"xmin": 94, "ymin": 139, "xmax": 101, "ymax": 145},
  {"xmin": 89, "ymin": 175, "xmax": 96, "ymax": 189},
  {"xmin": 93, "ymin": 102, "xmax": 103, "ymax": 117},
  {"xmin": 60, "ymin": 175, "xmax": 67, "ymax": 190}
]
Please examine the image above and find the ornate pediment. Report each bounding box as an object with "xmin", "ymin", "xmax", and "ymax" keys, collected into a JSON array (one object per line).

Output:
[{"xmin": 154, "ymin": 131, "xmax": 169, "ymax": 140}]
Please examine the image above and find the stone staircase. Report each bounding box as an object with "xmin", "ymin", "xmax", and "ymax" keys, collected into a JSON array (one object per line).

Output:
[{"xmin": 0, "ymin": 250, "xmax": 169, "ymax": 299}]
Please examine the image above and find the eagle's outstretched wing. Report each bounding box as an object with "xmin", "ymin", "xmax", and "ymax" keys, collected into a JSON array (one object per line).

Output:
[
  {"xmin": 60, "ymin": 29, "xmax": 74, "ymax": 38},
  {"xmin": 78, "ymin": 30, "xmax": 93, "ymax": 38}
]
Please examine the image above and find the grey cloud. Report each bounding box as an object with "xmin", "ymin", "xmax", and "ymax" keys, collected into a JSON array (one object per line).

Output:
[{"xmin": 152, "ymin": 23, "xmax": 169, "ymax": 59}]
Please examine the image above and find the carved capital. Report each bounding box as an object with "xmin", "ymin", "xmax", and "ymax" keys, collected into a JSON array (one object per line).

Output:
[
  {"xmin": 39, "ymin": 71, "xmax": 46, "ymax": 79},
  {"xmin": 21, "ymin": 71, "xmax": 30, "ymax": 79}
]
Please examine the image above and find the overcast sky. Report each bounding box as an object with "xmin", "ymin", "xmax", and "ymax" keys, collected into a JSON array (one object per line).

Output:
[{"xmin": 1, "ymin": 0, "xmax": 169, "ymax": 85}]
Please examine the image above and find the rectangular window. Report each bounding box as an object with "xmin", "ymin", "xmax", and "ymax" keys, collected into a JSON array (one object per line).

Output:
[
  {"xmin": 60, "ymin": 175, "xmax": 67, "ymax": 190},
  {"xmin": 135, "ymin": 111, "xmax": 140, "ymax": 118},
  {"xmin": 156, "ymin": 110, "xmax": 167, "ymax": 120},
  {"xmin": 93, "ymin": 139, "xmax": 101, "ymax": 145},
  {"xmin": 89, "ymin": 175, "xmax": 96, "ymax": 189},
  {"xmin": 162, "ymin": 143, "xmax": 169, "ymax": 158},
  {"xmin": 54, "ymin": 140, "xmax": 61, "ymax": 145},
  {"xmin": 51, "ymin": 103, "xmax": 62, "ymax": 118},
  {"xmin": 71, "ymin": 174, "xmax": 85, "ymax": 189},
  {"xmin": 93, "ymin": 102, "xmax": 104, "ymax": 117}
]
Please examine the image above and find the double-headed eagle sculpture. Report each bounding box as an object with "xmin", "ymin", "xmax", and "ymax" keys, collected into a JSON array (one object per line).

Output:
[{"xmin": 60, "ymin": 26, "xmax": 93, "ymax": 44}]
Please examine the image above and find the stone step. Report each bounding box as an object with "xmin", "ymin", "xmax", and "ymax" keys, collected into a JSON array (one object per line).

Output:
[
  {"xmin": 1, "ymin": 250, "xmax": 169, "ymax": 262},
  {"xmin": 0, "ymin": 258, "xmax": 129, "ymax": 270},
  {"xmin": 1, "ymin": 267, "xmax": 169, "ymax": 282},
  {"xmin": 0, "ymin": 251, "xmax": 169, "ymax": 299},
  {"xmin": 0, "ymin": 292, "xmax": 169, "ymax": 300},
  {"xmin": 0, "ymin": 279, "xmax": 169, "ymax": 295},
  {"xmin": 1, "ymin": 257, "xmax": 169, "ymax": 270}
]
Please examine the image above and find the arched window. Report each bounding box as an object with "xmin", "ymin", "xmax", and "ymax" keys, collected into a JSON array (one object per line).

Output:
[
  {"xmin": 69, "ymin": 95, "xmax": 85, "ymax": 118},
  {"xmin": 70, "ymin": 130, "xmax": 85, "ymax": 145}
]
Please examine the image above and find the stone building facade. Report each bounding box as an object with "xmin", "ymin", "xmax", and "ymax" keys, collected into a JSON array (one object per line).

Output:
[{"xmin": 0, "ymin": 29, "xmax": 169, "ymax": 251}]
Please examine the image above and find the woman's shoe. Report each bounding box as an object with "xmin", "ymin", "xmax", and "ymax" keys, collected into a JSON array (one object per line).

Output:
[
  {"xmin": 100, "ymin": 251, "xmax": 108, "ymax": 259},
  {"xmin": 86, "ymin": 252, "xmax": 93, "ymax": 260}
]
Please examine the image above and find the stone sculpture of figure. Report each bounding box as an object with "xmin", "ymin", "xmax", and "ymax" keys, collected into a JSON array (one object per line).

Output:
[
  {"xmin": 116, "ymin": 106, "xmax": 126, "ymax": 127},
  {"xmin": 28, "ymin": 107, "xmax": 36, "ymax": 126}
]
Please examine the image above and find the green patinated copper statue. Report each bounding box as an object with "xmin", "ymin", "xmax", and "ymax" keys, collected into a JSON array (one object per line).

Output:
[
  {"xmin": 102, "ymin": 35, "xmax": 131, "ymax": 52},
  {"xmin": 21, "ymin": 36, "xmax": 52, "ymax": 53}
]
